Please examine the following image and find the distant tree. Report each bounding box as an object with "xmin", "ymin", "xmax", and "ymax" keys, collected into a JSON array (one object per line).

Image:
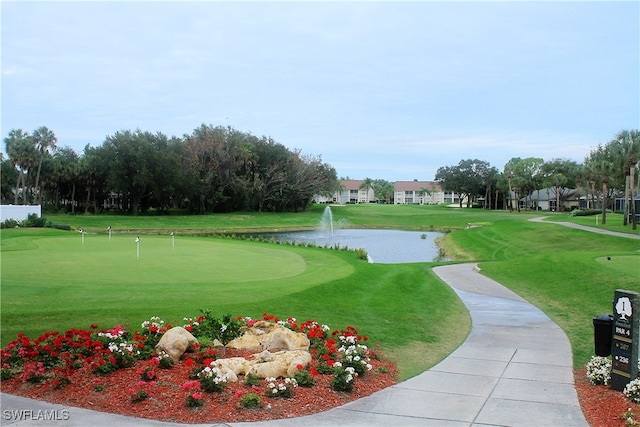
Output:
[
  {"xmin": 372, "ymin": 179, "xmax": 394, "ymax": 204},
  {"xmin": 32, "ymin": 126, "xmax": 58, "ymax": 205},
  {"xmin": 503, "ymin": 157, "xmax": 544, "ymax": 211},
  {"xmin": 436, "ymin": 159, "xmax": 493, "ymax": 207},
  {"xmin": 4, "ymin": 129, "xmax": 37, "ymax": 205},
  {"xmin": 359, "ymin": 177, "xmax": 374, "ymax": 203},
  {"xmin": 585, "ymin": 144, "xmax": 618, "ymax": 224},
  {"xmin": 419, "ymin": 186, "xmax": 432, "ymax": 205},
  {"xmin": 541, "ymin": 158, "xmax": 581, "ymax": 212},
  {"xmin": 52, "ymin": 147, "xmax": 81, "ymax": 212},
  {"xmin": 101, "ymin": 129, "xmax": 172, "ymax": 215},
  {"xmin": 1, "ymin": 153, "xmax": 18, "ymax": 204}
]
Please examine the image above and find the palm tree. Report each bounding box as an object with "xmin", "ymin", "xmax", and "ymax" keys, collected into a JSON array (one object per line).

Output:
[
  {"xmin": 419, "ymin": 187, "xmax": 432, "ymax": 205},
  {"xmin": 4, "ymin": 129, "xmax": 36, "ymax": 204},
  {"xmin": 32, "ymin": 126, "xmax": 58, "ymax": 205},
  {"xmin": 359, "ymin": 177, "xmax": 374, "ymax": 203},
  {"xmin": 610, "ymin": 130, "xmax": 639, "ymax": 228}
]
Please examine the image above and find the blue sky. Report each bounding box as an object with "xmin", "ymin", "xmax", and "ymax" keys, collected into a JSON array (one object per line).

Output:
[{"xmin": 2, "ymin": 1, "xmax": 638, "ymax": 182}]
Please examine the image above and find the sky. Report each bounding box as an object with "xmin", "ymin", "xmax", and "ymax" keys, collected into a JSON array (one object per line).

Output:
[{"xmin": 2, "ymin": 1, "xmax": 639, "ymax": 182}]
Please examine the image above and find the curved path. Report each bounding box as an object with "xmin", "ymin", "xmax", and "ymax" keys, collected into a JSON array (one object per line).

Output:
[
  {"xmin": 0, "ymin": 263, "xmax": 587, "ymax": 427},
  {"xmin": 529, "ymin": 216, "xmax": 640, "ymax": 239}
]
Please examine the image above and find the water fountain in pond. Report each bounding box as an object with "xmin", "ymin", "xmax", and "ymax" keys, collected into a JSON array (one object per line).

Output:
[{"xmin": 320, "ymin": 206, "xmax": 334, "ymax": 237}]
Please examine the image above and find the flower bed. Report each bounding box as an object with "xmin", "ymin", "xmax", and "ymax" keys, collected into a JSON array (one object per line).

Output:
[
  {"xmin": 0, "ymin": 313, "xmax": 397, "ymax": 423},
  {"xmin": 576, "ymin": 356, "xmax": 640, "ymax": 427}
]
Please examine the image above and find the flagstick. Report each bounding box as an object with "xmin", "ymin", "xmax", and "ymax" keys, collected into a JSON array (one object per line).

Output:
[
  {"xmin": 171, "ymin": 232, "xmax": 175, "ymax": 248},
  {"xmin": 135, "ymin": 236, "xmax": 140, "ymax": 260}
]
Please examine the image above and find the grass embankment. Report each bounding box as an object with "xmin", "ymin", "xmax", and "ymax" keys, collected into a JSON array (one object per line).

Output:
[
  {"xmin": 0, "ymin": 221, "xmax": 468, "ymax": 380},
  {"xmin": 4, "ymin": 204, "xmax": 639, "ymax": 375},
  {"xmin": 442, "ymin": 209, "xmax": 639, "ymax": 367}
]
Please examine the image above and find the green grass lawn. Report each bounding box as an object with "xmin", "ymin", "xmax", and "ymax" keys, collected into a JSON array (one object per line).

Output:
[
  {"xmin": 0, "ymin": 225, "xmax": 468, "ymax": 380},
  {"xmin": 3, "ymin": 204, "xmax": 639, "ymax": 378}
]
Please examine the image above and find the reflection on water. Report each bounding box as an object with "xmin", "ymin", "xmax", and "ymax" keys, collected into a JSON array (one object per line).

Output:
[{"xmin": 263, "ymin": 229, "xmax": 445, "ymax": 264}]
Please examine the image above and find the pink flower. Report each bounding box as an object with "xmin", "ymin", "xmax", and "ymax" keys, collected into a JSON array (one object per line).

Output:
[
  {"xmin": 191, "ymin": 392, "xmax": 201, "ymax": 400},
  {"xmin": 234, "ymin": 390, "xmax": 245, "ymax": 398},
  {"xmin": 182, "ymin": 380, "xmax": 199, "ymax": 389},
  {"xmin": 251, "ymin": 385, "xmax": 262, "ymax": 392},
  {"xmin": 150, "ymin": 357, "xmax": 160, "ymax": 365}
]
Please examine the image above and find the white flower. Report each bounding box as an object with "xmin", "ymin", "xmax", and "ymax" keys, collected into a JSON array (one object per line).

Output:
[{"xmin": 624, "ymin": 378, "xmax": 640, "ymax": 403}]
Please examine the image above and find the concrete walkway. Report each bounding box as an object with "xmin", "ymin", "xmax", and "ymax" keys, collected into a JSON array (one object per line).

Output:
[
  {"xmin": 529, "ymin": 216, "xmax": 640, "ymax": 239},
  {"xmin": 0, "ymin": 263, "xmax": 587, "ymax": 427}
]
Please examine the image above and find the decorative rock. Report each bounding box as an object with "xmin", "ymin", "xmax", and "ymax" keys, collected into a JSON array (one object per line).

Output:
[
  {"xmin": 212, "ymin": 357, "xmax": 250, "ymax": 382},
  {"xmin": 155, "ymin": 326, "xmax": 199, "ymax": 362},
  {"xmin": 246, "ymin": 349, "xmax": 312, "ymax": 379},
  {"xmin": 227, "ymin": 321, "xmax": 310, "ymax": 352}
]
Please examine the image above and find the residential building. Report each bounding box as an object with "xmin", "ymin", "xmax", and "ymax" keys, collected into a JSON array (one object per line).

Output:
[
  {"xmin": 394, "ymin": 181, "xmax": 440, "ymax": 205},
  {"xmin": 313, "ymin": 180, "xmax": 375, "ymax": 204},
  {"xmin": 519, "ymin": 187, "xmax": 582, "ymax": 211}
]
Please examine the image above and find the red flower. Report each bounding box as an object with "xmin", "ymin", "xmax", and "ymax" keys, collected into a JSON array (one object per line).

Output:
[
  {"xmin": 296, "ymin": 364, "xmax": 303, "ymax": 370},
  {"xmin": 309, "ymin": 368, "xmax": 318, "ymax": 376},
  {"xmin": 203, "ymin": 358, "xmax": 213, "ymax": 366},
  {"xmin": 184, "ymin": 359, "xmax": 195, "ymax": 367}
]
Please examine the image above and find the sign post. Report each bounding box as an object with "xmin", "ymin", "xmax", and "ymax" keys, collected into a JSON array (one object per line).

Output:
[{"xmin": 611, "ymin": 289, "xmax": 639, "ymax": 391}]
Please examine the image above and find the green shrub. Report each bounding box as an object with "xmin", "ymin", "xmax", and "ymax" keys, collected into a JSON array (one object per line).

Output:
[
  {"xmin": 354, "ymin": 248, "xmax": 368, "ymax": 261},
  {"xmin": 23, "ymin": 214, "xmax": 46, "ymax": 227},
  {"xmin": 293, "ymin": 369, "xmax": 315, "ymax": 387},
  {"xmin": 571, "ymin": 209, "xmax": 609, "ymax": 217},
  {"xmin": 244, "ymin": 373, "xmax": 261, "ymax": 387},
  {"xmin": 2, "ymin": 219, "xmax": 19, "ymax": 229},
  {"xmin": 237, "ymin": 392, "xmax": 261, "ymax": 409}
]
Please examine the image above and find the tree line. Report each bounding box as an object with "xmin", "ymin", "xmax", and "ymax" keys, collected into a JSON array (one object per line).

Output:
[
  {"xmin": 432, "ymin": 129, "xmax": 638, "ymax": 227},
  {"xmin": 2, "ymin": 124, "xmax": 339, "ymax": 214},
  {"xmin": 2, "ymin": 125, "xmax": 637, "ymax": 222}
]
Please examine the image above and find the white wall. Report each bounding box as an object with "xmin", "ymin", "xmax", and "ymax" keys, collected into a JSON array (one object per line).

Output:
[{"xmin": 0, "ymin": 205, "xmax": 42, "ymax": 222}]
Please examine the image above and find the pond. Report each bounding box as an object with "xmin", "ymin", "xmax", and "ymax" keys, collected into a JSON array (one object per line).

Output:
[{"xmin": 262, "ymin": 229, "xmax": 445, "ymax": 264}]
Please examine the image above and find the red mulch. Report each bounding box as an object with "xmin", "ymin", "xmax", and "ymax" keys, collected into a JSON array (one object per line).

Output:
[
  {"xmin": 0, "ymin": 349, "xmax": 397, "ymax": 424},
  {"xmin": 574, "ymin": 367, "xmax": 639, "ymax": 427},
  {"xmin": 2, "ymin": 356, "xmax": 638, "ymax": 425}
]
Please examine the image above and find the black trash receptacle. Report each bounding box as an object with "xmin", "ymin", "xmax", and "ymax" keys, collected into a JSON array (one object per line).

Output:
[{"xmin": 593, "ymin": 314, "xmax": 613, "ymax": 357}]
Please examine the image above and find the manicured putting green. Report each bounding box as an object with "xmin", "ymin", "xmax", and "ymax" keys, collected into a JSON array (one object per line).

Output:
[
  {"xmin": 1, "ymin": 230, "xmax": 354, "ymax": 303},
  {"xmin": 595, "ymin": 254, "xmax": 640, "ymax": 276}
]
